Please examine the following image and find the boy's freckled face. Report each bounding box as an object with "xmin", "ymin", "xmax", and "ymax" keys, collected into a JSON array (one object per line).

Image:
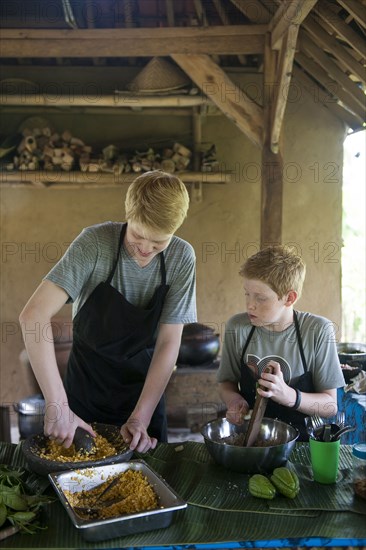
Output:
[
  {"xmin": 125, "ymin": 221, "xmax": 172, "ymax": 266},
  {"xmin": 243, "ymin": 278, "xmax": 292, "ymax": 331}
]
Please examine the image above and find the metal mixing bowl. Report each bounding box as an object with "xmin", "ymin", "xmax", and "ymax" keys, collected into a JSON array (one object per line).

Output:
[{"xmin": 201, "ymin": 417, "xmax": 299, "ymax": 474}]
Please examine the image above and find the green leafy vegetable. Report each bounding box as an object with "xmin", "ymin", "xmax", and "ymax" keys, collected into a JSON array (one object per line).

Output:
[
  {"xmin": 0, "ymin": 464, "xmax": 55, "ymax": 536},
  {"xmin": 0, "ymin": 503, "xmax": 7, "ymax": 527}
]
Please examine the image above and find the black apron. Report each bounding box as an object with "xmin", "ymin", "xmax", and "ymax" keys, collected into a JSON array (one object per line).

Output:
[
  {"xmin": 240, "ymin": 311, "xmax": 314, "ymax": 441},
  {"xmin": 65, "ymin": 223, "xmax": 170, "ymax": 441}
]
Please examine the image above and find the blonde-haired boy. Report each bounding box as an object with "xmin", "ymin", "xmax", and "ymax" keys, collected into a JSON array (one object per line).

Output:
[
  {"xmin": 20, "ymin": 171, "xmax": 196, "ymax": 453},
  {"xmin": 217, "ymin": 245, "xmax": 344, "ymax": 440},
  {"xmin": 125, "ymin": 170, "xmax": 189, "ymax": 234}
]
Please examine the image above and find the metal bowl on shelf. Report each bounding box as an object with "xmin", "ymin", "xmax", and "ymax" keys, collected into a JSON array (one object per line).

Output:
[
  {"xmin": 337, "ymin": 342, "xmax": 366, "ymax": 370},
  {"xmin": 201, "ymin": 417, "xmax": 298, "ymax": 474},
  {"xmin": 21, "ymin": 423, "xmax": 133, "ymax": 476}
]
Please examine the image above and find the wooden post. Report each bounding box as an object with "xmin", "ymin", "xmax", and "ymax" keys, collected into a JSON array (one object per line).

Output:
[
  {"xmin": 261, "ymin": 32, "xmax": 283, "ymax": 247},
  {"xmin": 191, "ymin": 106, "xmax": 203, "ymax": 203}
]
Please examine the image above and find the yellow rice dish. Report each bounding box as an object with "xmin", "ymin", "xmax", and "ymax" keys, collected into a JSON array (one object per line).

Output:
[
  {"xmin": 38, "ymin": 433, "xmax": 118, "ymax": 462},
  {"xmin": 65, "ymin": 470, "xmax": 159, "ymax": 519}
]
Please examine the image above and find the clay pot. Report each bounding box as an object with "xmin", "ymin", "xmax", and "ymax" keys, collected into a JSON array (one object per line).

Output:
[{"xmin": 177, "ymin": 323, "xmax": 220, "ymax": 366}]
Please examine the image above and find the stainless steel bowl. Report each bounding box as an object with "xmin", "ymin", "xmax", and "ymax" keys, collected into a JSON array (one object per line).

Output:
[{"xmin": 201, "ymin": 417, "xmax": 299, "ymax": 474}]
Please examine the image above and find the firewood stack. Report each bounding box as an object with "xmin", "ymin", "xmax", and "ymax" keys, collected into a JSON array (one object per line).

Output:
[
  {"xmin": 9, "ymin": 127, "xmax": 91, "ymax": 172},
  {"xmin": 82, "ymin": 141, "xmax": 192, "ymax": 175},
  {"xmin": 7, "ymin": 127, "xmax": 194, "ymax": 174}
]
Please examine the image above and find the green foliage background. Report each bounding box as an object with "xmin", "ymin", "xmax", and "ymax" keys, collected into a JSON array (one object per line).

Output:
[{"xmin": 341, "ymin": 130, "xmax": 366, "ymax": 343}]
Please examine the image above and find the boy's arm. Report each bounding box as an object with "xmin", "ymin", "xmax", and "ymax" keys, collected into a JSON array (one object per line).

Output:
[
  {"xmin": 219, "ymin": 381, "xmax": 250, "ymax": 424},
  {"xmin": 19, "ymin": 280, "xmax": 95, "ymax": 447},
  {"xmin": 257, "ymin": 361, "xmax": 338, "ymax": 417},
  {"xmin": 121, "ymin": 322, "xmax": 183, "ymax": 452}
]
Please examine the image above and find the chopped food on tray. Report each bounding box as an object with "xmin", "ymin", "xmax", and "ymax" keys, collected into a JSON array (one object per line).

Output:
[{"xmin": 64, "ymin": 470, "xmax": 159, "ymax": 520}]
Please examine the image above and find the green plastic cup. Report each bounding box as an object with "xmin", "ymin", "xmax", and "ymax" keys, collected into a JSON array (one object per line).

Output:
[{"xmin": 309, "ymin": 438, "xmax": 340, "ymax": 484}]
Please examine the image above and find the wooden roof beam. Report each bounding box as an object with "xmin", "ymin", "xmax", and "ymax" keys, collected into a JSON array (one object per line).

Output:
[
  {"xmin": 192, "ymin": 0, "xmax": 220, "ymax": 64},
  {"xmin": 294, "ymin": 65, "xmax": 364, "ymax": 130},
  {"xmin": 270, "ymin": 0, "xmax": 318, "ymax": 49},
  {"xmin": 229, "ymin": 0, "xmax": 271, "ymax": 23},
  {"xmin": 296, "ymin": 50, "xmax": 365, "ymax": 120},
  {"xmin": 165, "ymin": 0, "xmax": 175, "ymax": 26},
  {"xmin": 171, "ymin": 53, "xmax": 263, "ymax": 148},
  {"xmin": 300, "ymin": 30, "xmax": 366, "ymax": 113},
  {"xmin": 317, "ymin": 1, "xmax": 366, "ymax": 58},
  {"xmin": 0, "ymin": 26, "xmax": 266, "ymax": 57},
  {"xmin": 261, "ymin": 32, "xmax": 283, "ymax": 246},
  {"xmin": 337, "ymin": 0, "xmax": 366, "ymax": 30},
  {"xmin": 211, "ymin": 0, "xmax": 247, "ymax": 65},
  {"xmin": 271, "ymin": 24, "xmax": 300, "ymax": 153},
  {"xmin": 302, "ymin": 14, "xmax": 366, "ymax": 84}
]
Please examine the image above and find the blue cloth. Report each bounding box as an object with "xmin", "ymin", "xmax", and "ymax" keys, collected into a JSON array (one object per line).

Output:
[{"xmin": 338, "ymin": 387, "xmax": 366, "ymax": 443}]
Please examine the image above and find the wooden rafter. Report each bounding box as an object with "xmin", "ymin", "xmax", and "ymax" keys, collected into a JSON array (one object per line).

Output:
[
  {"xmin": 300, "ymin": 30, "xmax": 365, "ymax": 113},
  {"xmin": 229, "ymin": 0, "xmax": 271, "ymax": 23},
  {"xmin": 192, "ymin": 0, "xmax": 220, "ymax": 64},
  {"xmin": 293, "ymin": 65, "xmax": 364, "ymax": 129},
  {"xmin": 193, "ymin": 0, "xmax": 208, "ymax": 26},
  {"xmin": 271, "ymin": 24, "xmax": 300, "ymax": 153},
  {"xmin": 261, "ymin": 32, "xmax": 283, "ymax": 246},
  {"xmin": 0, "ymin": 26, "xmax": 266, "ymax": 57},
  {"xmin": 337, "ymin": 0, "xmax": 366, "ymax": 30},
  {"xmin": 295, "ymin": 50, "xmax": 365, "ymax": 120},
  {"xmin": 211, "ymin": 0, "xmax": 247, "ymax": 65},
  {"xmin": 171, "ymin": 53, "xmax": 263, "ymax": 148},
  {"xmin": 165, "ymin": 0, "xmax": 175, "ymax": 26},
  {"xmin": 317, "ymin": 1, "xmax": 366, "ymax": 57},
  {"xmin": 302, "ymin": 14, "xmax": 366, "ymax": 84},
  {"xmin": 270, "ymin": 0, "xmax": 318, "ymax": 49}
]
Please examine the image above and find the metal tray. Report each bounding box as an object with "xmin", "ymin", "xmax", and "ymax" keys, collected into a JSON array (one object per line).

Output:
[{"xmin": 48, "ymin": 460, "xmax": 187, "ymax": 542}]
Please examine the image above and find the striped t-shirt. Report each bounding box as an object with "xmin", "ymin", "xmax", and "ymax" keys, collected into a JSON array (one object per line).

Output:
[{"xmin": 45, "ymin": 221, "xmax": 197, "ymax": 325}]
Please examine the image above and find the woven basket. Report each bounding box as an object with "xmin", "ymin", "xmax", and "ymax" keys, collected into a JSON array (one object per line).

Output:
[{"xmin": 126, "ymin": 57, "xmax": 190, "ymax": 93}]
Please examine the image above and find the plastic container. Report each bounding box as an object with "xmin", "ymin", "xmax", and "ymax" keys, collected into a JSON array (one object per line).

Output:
[{"xmin": 352, "ymin": 443, "xmax": 366, "ymax": 500}]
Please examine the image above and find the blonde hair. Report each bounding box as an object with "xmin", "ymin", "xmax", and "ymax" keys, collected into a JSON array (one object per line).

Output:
[
  {"xmin": 239, "ymin": 245, "xmax": 306, "ymax": 299},
  {"xmin": 125, "ymin": 170, "xmax": 189, "ymax": 234}
]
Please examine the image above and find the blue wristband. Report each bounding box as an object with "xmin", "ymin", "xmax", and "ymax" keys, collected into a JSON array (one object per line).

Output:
[{"xmin": 292, "ymin": 388, "xmax": 301, "ymax": 410}]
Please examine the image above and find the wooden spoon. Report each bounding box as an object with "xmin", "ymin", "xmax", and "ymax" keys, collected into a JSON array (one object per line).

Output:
[{"xmin": 243, "ymin": 365, "xmax": 273, "ymax": 447}]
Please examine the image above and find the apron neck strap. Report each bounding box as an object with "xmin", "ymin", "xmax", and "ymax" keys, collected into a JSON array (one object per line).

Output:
[
  {"xmin": 106, "ymin": 223, "xmax": 127, "ymax": 284},
  {"xmin": 240, "ymin": 325, "xmax": 256, "ymax": 365},
  {"xmin": 159, "ymin": 250, "xmax": 167, "ymax": 285},
  {"xmin": 293, "ymin": 310, "xmax": 308, "ymax": 372},
  {"xmin": 240, "ymin": 311, "xmax": 308, "ymax": 373}
]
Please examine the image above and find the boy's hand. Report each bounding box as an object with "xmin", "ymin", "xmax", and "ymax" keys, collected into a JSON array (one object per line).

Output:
[
  {"xmin": 226, "ymin": 396, "xmax": 249, "ymax": 424},
  {"xmin": 43, "ymin": 400, "xmax": 96, "ymax": 449},
  {"xmin": 120, "ymin": 417, "xmax": 157, "ymax": 453},
  {"xmin": 256, "ymin": 361, "xmax": 291, "ymax": 405}
]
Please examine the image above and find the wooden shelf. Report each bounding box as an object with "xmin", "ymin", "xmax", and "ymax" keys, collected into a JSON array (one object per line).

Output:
[
  {"xmin": 1, "ymin": 170, "xmax": 231, "ymax": 189},
  {"xmin": 0, "ymin": 94, "xmax": 212, "ymax": 109},
  {"xmin": 1, "ymin": 94, "xmax": 225, "ymax": 196}
]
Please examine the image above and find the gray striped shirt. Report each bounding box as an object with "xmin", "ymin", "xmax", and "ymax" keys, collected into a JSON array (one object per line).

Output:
[
  {"xmin": 217, "ymin": 311, "xmax": 345, "ymax": 391},
  {"xmin": 45, "ymin": 222, "xmax": 197, "ymax": 324}
]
